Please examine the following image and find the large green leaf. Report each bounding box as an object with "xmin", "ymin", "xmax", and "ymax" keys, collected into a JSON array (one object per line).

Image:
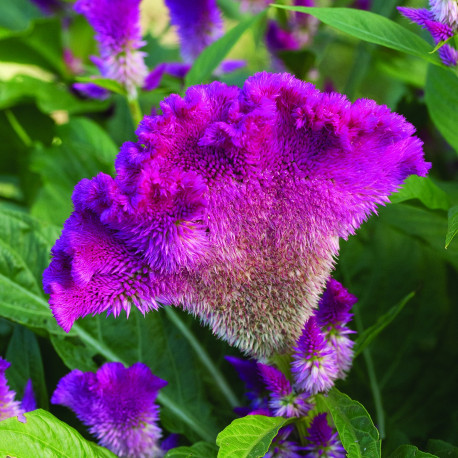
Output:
[
  {"xmin": 445, "ymin": 206, "xmax": 458, "ymax": 249},
  {"xmin": 272, "ymin": 6, "xmax": 442, "ymax": 66},
  {"xmin": 0, "ymin": 75, "xmax": 109, "ymax": 115},
  {"xmin": 185, "ymin": 11, "xmax": 266, "ymax": 86},
  {"xmin": 388, "ymin": 445, "xmax": 437, "ymax": 458},
  {"xmin": 425, "ymin": 64, "xmax": 458, "ymax": 153},
  {"xmin": 390, "ymin": 176, "xmax": 449, "ymax": 211},
  {"xmin": 31, "ymin": 117, "xmax": 117, "ymax": 226},
  {"xmin": 5, "ymin": 325, "xmax": 48, "ymax": 409},
  {"xmin": 317, "ymin": 388, "xmax": 381, "ymax": 458},
  {"xmin": 0, "ymin": 0, "xmax": 41, "ymax": 37},
  {"xmin": 354, "ymin": 292, "xmax": 415, "ymax": 357},
  {"xmin": 0, "ymin": 409, "xmax": 115, "ymax": 457},
  {"xmin": 216, "ymin": 415, "xmax": 288, "ymax": 458},
  {"xmin": 165, "ymin": 442, "xmax": 218, "ymax": 457},
  {"xmin": 0, "ymin": 207, "xmax": 66, "ymax": 335},
  {"xmin": 427, "ymin": 439, "xmax": 458, "ymax": 458}
]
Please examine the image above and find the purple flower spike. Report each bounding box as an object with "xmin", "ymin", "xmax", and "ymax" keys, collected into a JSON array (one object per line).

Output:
[
  {"xmin": 51, "ymin": 362, "xmax": 167, "ymax": 458},
  {"xmin": 266, "ymin": 425, "xmax": 304, "ymax": 458},
  {"xmin": 74, "ymin": 0, "xmax": 147, "ymax": 97},
  {"xmin": 0, "ymin": 358, "xmax": 24, "ymax": 421},
  {"xmin": 44, "ymin": 72, "xmax": 429, "ymax": 357},
  {"xmin": 165, "ymin": 0, "xmax": 223, "ymax": 63},
  {"xmin": 292, "ymin": 317, "xmax": 338, "ymax": 394},
  {"xmin": 429, "ymin": 0, "xmax": 458, "ymax": 30},
  {"xmin": 304, "ymin": 413, "xmax": 346, "ymax": 458},
  {"xmin": 258, "ymin": 363, "xmax": 311, "ymax": 417},
  {"xmin": 21, "ymin": 379, "xmax": 37, "ymax": 413}
]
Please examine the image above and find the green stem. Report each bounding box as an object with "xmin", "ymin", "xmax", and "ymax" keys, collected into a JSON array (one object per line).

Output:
[
  {"xmin": 164, "ymin": 307, "xmax": 240, "ymax": 408},
  {"xmin": 72, "ymin": 322, "xmax": 216, "ymax": 442},
  {"xmin": 354, "ymin": 311, "xmax": 386, "ymax": 440},
  {"xmin": 127, "ymin": 96, "xmax": 143, "ymax": 127},
  {"xmin": 5, "ymin": 110, "xmax": 33, "ymax": 148}
]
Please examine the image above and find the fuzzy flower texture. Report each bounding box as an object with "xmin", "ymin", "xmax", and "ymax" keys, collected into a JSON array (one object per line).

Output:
[
  {"xmin": 43, "ymin": 72, "xmax": 429, "ymax": 357},
  {"xmin": 398, "ymin": 0, "xmax": 458, "ymax": 66}
]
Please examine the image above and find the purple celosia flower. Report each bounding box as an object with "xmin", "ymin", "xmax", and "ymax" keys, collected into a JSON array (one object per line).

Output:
[
  {"xmin": 44, "ymin": 72, "xmax": 429, "ymax": 357},
  {"xmin": 74, "ymin": 0, "xmax": 148, "ymax": 98},
  {"xmin": 73, "ymin": 82, "xmax": 110, "ymax": 100},
  {"xmin": 0, "ymin": 358, "xmax": 36, "ymax": 422},
  {"xmin": 398, "ymin": 6, "xmax": 458, "ymax": 66},
  {"xmin": 303, "ymin": 413, "xmax": 346, "ymax": 458},
  {"xmin": 240, "ymin": 0, "xmax": 271, "ymax": 14},
  {"xmin": 165, "ymin": 0, "xmax": 223, "ymax": 63},
  {"xmin": 429, "ymin": 0, "xmax": 458, "ymax": 30},
  {"xmin": 51, "ymin": 362, "xmax": 167, "ymax": 458},
  {"xmin": 292, "ymin": 317, "xmax": 338, "ymax": 394},
  {"xmin": 258, "ymin": 363, "xmax": 311, "ymax": 417},
  {"xmin": 266, "ymin": 425, "xmax": 304, "ymax": 458}
]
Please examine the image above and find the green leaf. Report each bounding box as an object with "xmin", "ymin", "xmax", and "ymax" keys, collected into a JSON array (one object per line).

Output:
[
  {"xmin": 390, "ymin": 176, "xmax": 449, "ymax": 211},
  {"xmin": 216, "ymin": 415, "xmax": 287, "ymax": 458},
  {"xmin": 0, "ymin": 409, "xmax": 115, "ymax": 457},
  {"xmin": 388, "ymin": 445, "xmax": 438, "ymax": 458},
  {"xmin": 0, "ymin": 0, "xmax": 41, "ymax": 36},
  {"xmin": 272, "ymin": 6, "xmax": 442, "ymax": 66},
  {"xmin": 354, "ymin": 292, "xmax": 415, "ymax": 357},
  {"xmin": 0, "ymin": 75, "xmax": 109, "ymax": 115},
  {"xmin": 30, "ymin": 117, "xmax": 117, "ymax": 226},
  {"xmin": 75, "ymin": 76, "xmax": 127, "ymax": 96},
  {"xmin": 445, "ymin": 206, "xmax": 458, "ymax": 249},
  {"xmin": 5, "ymin": 325, "xmax": 48, "ymax": 409},
  {"xmin": 425, "ymin": 64, "xmax": 458, "ymax": 153},
  {"xmin": 0, "ymin": 207, "xmax": 66, "ymax": 335},
  {"xmin": 185, "ymin": 11, "xmax": 266, "ymax": 86},
  {"xmin": 427, "ymin": 439, "xmax": 458, "ymax": 458},
  {"xmin": 165, "ymin": 442, "xmax": 218, "ymax": 457},
  {"xmin": 316, "ymin": 388, "xmax": 381, "ymax": 458}
]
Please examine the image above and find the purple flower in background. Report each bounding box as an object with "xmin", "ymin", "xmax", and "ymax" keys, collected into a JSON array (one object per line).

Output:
[
  {"xmin": 316, "ymin": 279, "xmax": 357, "ymax": 378},
  {"xmin": 74, "ymin": 0, "xmax": 148, "ymax": 97},
  {"xmin": 292, "ymin": 317, "xmax": 338, "ymax": 394},
  {"xmin": 0, "ymin": 358, "xmax": 36, "ymax": 421},
  {"xmin": 165, "ymin": 0, "xmax": 223, "ymax": 63},
  {"xmin": 52, "ymin": 362, "xmax": 167, "ymax": 458},
  {"xmin": 266, "ymin": 425, "xmax": 304, "ymax": 458},
  {"xmin": 258, "ymin": 364, "xmax": 311, "ymax": 417},
  {"xmin": 44, "ymin": 72, "xmax": 429, "ymax": 357},
  {"xmin": 303, "ymin": 413, "xmax": 346, "ymax": 458},
  {"xmin": 398, "ymin": 5, "xmax": 458, "ymax": 66}
]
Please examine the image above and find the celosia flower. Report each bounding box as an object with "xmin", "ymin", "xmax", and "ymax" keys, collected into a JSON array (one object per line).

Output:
[
  {"xmin": 74, "ymin": 0, "xmax": 148, "ymax": 98},
  {"xmin": 51, "ymin": 362, "xmax": 167, "ymax": 458},
  {"xmin": 165, "ymin": 0, "xmax": 223, "ymax": 63},
  {"xmin": 315, "ymin": 279, "xmax": 357, "ymax": 378},
  {"xmin": 303, "ymin": 413, "xmax": 346, "ymax": 458},
  {"xmin": 258, "ymin": 363, "xmax": 311, "ymax": 417},
  {"xmin": 398, "ymin": 5, "xmax": 458, "ymax": 66},
  {"xmin": 429, "ymin": 0, "xmax": 458, "ymax": 29},
  {"xmin": 292, "ymin": 317, "xmax": 338, "ymax": 394},
  {"xmin": 266, "ymin": 425, "xmax": 304, "ymax": 458},
  {"xmin": 0, "ymin": 357, "xmax": 36, "ymax": 421},
  {"xmin": 44, "ymin": 72, "xmax": 429, "ymax": 357}
]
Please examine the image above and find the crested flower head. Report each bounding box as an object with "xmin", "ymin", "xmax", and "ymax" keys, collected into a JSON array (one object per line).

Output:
[
  {"xmin": 165, "ymin": 0, "xmax": 223, "ymax": 63},
  {"xmin": 292, "ymin": 317, "xmax": 338, "ymax": 393},
  {"xmin": 303, "ymin": 413, "xmax": 346, "ymax": 458},
  {"xmin": 44, "ymin": 72, "xmax": 429, "ymax": 357},
  {"xmin": 258, "ymin": 364, "xmax": 312, "ymax": 417},
  {"xmin": 51, "ymin": 362, "xmax": 167, "ymax": 458},
  {"xmin": 74, "ymin": 0, "xmax": 147, "ymax": 97}
]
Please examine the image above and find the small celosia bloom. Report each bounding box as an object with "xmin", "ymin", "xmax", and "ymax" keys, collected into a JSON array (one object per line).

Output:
[
  {"xmin": 398, "ymin": 6, "xmax": 458, "ymax": 66},
  {"xmin": 44, "ymin": 72, "xmax": 429, "ymax": 357},
  {"xmin": 74, "ymin": 0, "xmax": 148, "ymax": 97},
  {"xmin": 0, "ymin": 358, "xmax": 23, "ymax": 421},
  {"xmin": 165, "ymin": 0, "xmax": 223, "ymax": 63},
  {"xmin": 266, "ymin": 425, "xmax": 304, "ymax": 458},
  {"xmin": 292, "ymin": 317, "xmax": 338, "ymax": 394},
  {"xmin": 258, "ymin": 363, "xmax": 311, "ymax": 417},
  {"xmin": 51, "ymin": 362, "xmax": 167, "ymax": 458},
  {"xmin": 303, "ymin": 413, "xmax": 346, "ymax": 458}
]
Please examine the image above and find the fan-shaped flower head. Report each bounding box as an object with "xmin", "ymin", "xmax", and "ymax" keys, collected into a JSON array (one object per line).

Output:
[
  {"xmin": 258, "ymin": 363, "xmax": 312, "ymax": 417},
  {"xmin": 43, "ymin": 72, "xmax": 429, "ymax": 357},
  {"xmin": 303, "ymin": 413, "xmax": 346, "ymax": 458},
  {"xmin": 0, "ymin": 358, "xmax": 36, "ymax": 422},
  {"xmin": 74, "ymin": 0, "xmax": 148, "ymax": 97},
  {"xmin": 315, "ymin": 279, "xmax": 357, "ymax": 378},
  {"xmin": 51, "ymin": 362, "xmax": 167, "ymax": 458}
]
